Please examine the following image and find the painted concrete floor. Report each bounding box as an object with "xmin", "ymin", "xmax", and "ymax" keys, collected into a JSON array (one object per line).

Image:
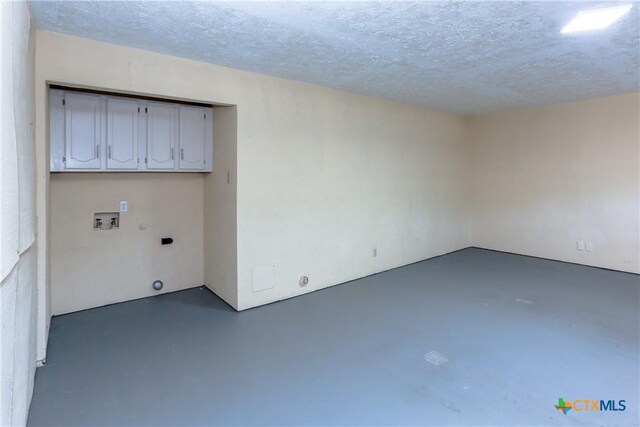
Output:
[{"xmin": 28, "ymin": 248, "xmax": 639, "ymax": 426}]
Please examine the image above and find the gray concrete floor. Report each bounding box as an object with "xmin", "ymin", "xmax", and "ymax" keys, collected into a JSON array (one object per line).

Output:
[{"xmin": 28, "ymin": 248, "xmax": 639, "ymax": 426}]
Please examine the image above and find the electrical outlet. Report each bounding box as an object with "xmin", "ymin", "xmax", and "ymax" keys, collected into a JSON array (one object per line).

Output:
[
  {"xmin": 576, "ymin": 241, "xmax": 586, "ymax": 251},
  {"xmin": 119, "ymin": 201, "xmax": 128, "ymax": 212},
  {"xmin": 373, "ymin": 248, "xmax": 377, "ymax": 257},
  {"xmin": 585, "ymin": 241, "xmax": 594, "ymax": 252}
]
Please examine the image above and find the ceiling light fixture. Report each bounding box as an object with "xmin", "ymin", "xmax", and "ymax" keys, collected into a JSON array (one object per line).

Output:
[{"xmin": 561, "ymin": 4, "xmax": 632, "ymax": 33}]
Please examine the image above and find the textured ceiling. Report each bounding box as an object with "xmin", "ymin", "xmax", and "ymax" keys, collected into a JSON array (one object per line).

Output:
[{"xmin": 30, "ymin": 1, "xmax": 640, "ymax": 115}]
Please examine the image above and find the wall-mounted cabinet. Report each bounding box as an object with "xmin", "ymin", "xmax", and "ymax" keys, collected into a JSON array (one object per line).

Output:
[{"xmin": 50, "ymin": 89, "xmax": 212, "ymax": 172}]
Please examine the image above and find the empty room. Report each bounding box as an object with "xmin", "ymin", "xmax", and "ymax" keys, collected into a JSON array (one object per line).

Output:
[{"xmin": 1, "ymin": 1, "xmax": 638, "ymax": 426}]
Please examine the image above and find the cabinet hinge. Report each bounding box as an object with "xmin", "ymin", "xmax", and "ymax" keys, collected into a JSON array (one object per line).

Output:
[{"xmin": 62, "ymin": 155, "xmax": 66, "ymax": 163}]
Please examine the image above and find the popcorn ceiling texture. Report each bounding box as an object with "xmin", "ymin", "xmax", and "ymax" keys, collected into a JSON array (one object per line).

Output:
[{"xmin": 29, "ymin": 1, "xmax": 640, "ymax": 115}]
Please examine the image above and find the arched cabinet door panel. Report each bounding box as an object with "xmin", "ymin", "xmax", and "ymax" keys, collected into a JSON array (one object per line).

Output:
[
  {"xmin": 179, "ymin": 105, "xmax": 206, "ymax": 170},
  {"xmin": 106, "ymin": 97, "xmax": 139, "ymax": 170},
  {"xmin": 64, "ymin": 92, "xmax": 102, "ymax": 170},
  {"xmin": 147, "ymin": 102, "xmax": 177, "ymax": 170}
]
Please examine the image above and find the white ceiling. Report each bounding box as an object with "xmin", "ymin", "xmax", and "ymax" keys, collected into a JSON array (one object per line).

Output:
[{"xmin": 30, "ymin": 1, "xmax": 640, "ymax": 115}]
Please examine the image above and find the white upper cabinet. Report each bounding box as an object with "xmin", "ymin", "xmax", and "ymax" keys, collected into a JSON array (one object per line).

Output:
[
  {"xmin": 147, "ymin": 102, "xmax": 176, "ymax": 170},
  {"xmin": 106, "ymin": 97, "xmax": 139, "ymax": 170},
  {"xmin": 50, "ymin": 88, "xmax": 212, "ymax": 172},
  {"xmin": 64, "ymin": 92, "xmax": 102, "ymax": 170},
  {"xmin": 179, "ymin": 105, "xmax": 207, "ymax": 170}
]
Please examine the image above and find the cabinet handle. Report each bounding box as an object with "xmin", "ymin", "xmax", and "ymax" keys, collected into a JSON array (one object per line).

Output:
[
  {"xmin": 171, "ymin": 147, "xmax": 174, "ymax": 160},
  {"xmin": 108, "ymin": 145, "xmax": 112, "ymax": 159},
  {"xmin": 181, "ymin": 148, "xmax": 184, "ymax": 160},
  {"xmin": 96, "ymin": 145, "xmax": 100, "ymax": 159}
]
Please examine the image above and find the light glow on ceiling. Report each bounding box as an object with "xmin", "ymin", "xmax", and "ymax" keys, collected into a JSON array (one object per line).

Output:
[{"xmin": 562, "ymin": 4, "xmax": 633, "ymax": 33}]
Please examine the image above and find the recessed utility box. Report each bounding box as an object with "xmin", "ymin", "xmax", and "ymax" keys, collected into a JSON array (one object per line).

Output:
[{"xmin": 94, "ymin": 212, "xmax": 119, "ymax": 230}]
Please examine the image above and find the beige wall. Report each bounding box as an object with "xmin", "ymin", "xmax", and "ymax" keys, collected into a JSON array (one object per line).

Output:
[
  {"xmin": 50, "ymin": 173, "xmax": 204, "ymax": 314},
  {"xmin": 204, "ymin": 106, "xmax": 238, "ymax": 309},
  {"xmin": 236, "ymin": 88, "xmax": 470, "ymax": 309},
  {"xmin": 470, "ymin": 93, "xmax": 640, "ymax": 274},
  {"xmin": 0, "ymin": 2, "xmax": 37, "ymax": 425}
]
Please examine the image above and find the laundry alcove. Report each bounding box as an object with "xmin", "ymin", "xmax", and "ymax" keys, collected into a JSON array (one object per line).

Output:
[{"xmin": 47, "ymin": 85, "xmax": 238, "ymax": 315}]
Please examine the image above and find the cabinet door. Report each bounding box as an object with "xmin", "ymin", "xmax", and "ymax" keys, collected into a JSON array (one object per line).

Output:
[
  {"xmin": 107, "ymin": 97, "xmax": 139, "ymax": 170},
  {"xmin": 147, "ymin": 102, "xmax": 176, "ymax": 170},
  {"xmin": 64, "ymin": 92, "xmax": 102, "ymax": 170},
  {"xmin": 179, "ymin": 105, "xmax": 206, "ymax": 170}
]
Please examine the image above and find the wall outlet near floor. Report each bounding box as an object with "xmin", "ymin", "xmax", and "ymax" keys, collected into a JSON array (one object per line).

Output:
[{"xmin": 577, "ymin": 240, "xmax": 594, "ymax": 252}]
